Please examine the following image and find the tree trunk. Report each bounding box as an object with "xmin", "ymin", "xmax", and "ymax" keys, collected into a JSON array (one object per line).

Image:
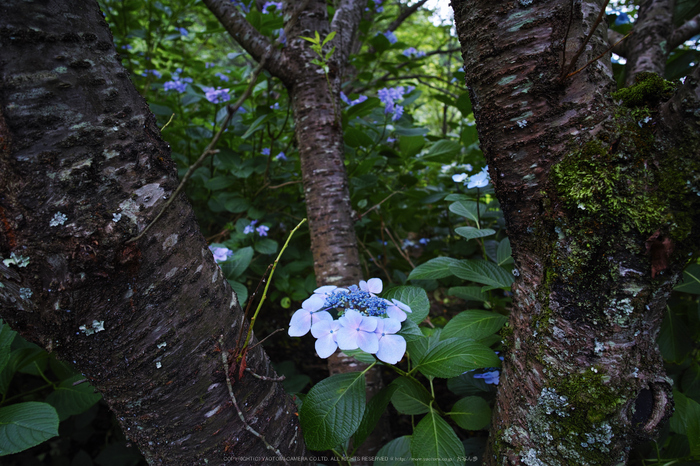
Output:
[
  {"xmin": 451, "ymin": 0, "xmax": 700, "ymax": 464},
  {"xmin": 0, "ymin": 1, "xmax": 308, "ymax": 464}
]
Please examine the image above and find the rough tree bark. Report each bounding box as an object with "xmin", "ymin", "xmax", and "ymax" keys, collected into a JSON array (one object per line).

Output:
[
  {"xmin": 0, "ymin": 1, "xmax": 309, "ymax": 464},
  {"xmin": 201, "ymin": 1, "xmax": 393, "ymax": 459},
  {"xmin": 451, "ymin": 0, "xmax": 700, "ymax": 465}
]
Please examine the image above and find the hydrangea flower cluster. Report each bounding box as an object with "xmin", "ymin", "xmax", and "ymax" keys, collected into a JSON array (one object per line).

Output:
[
  {"xmin": 209, "ymin": 245, "xmax": 233, "ymax": 263},
  {"xmin": 163, "ymin": 68, "xmax": 192, "ymax": 93},
  {"xmin": 382, "ymin": 31, "xmax": 398, "ymax": 44},
  {"xmin": 288, "ymin": 278, "xmax": 411, "ymax": 364},
  {"xmin": 230, "ymin": 0, "xmax": 251, "ymax": 13},
  {"xmin": 215, "ymin": 72, "xmax": 229, "ymax": 82},
  {"xmin": 262, "ymin": 1, "xmax": 283, "ymax": 12},
  {"xmin": 378, "ymin": 86, "xmax": 413, "ymax": 121},
  {"xmin": 402, "ymin": 47, "xmax": 426, "ymax": 58},
  {"xmin": 453, "ymin": 165, "xmax": 490, "ymax": 189},
  {"xmin": 142, "ymin": 69, "xmax": 162, "ymax": 78},
  {"xmin": 203, "ymin": 87, "xmax": 231, "ymax": 104},
  {"xmin": 340, "ymin": 92, "xmax": 368, "ymax": 107},
  {"xmin": 243, "ymin": 220, "xmax": 269, "ymax": 236}
]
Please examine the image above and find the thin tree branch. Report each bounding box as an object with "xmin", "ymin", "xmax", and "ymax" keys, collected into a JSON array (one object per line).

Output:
[
  {"xmin": 560, "ymin": 0, "xmax": 611, "ymax": 80},
  {"xmin": 387, "ymin": 0, "xmax": 430, "ymax": 32},
  {"xmin": 220, "ymin": 337, "xmax": 290, "ymax": 466},
  {"xmin": 669, "ymin": 13, "xmax": 700, "ymax": 51}
]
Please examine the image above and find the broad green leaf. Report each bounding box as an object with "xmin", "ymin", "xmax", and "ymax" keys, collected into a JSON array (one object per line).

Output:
[
  {"xmin": 408, "ymin": 257, "xmax": 459, "ymax": 281},
  {"xmin": 382, "ymin": 286, "xmax": 430, "ymax": 324},
  {"xmin": 148, "ymin": 103, "xmax": 173, "ymax": 116},
  {"xmin": 354, "ymin": 384, "xmax": 398, "ymax": 447},
  {"xmin": 228, "ymin": 280, "xmax": 248, "ymax": 305},
  {"xmin": 681, "ymin": 363, "xmax": 700, "ymax": 401},
  {"xmin": 674, "ymin": 264, "xmax": 700, "ymax": 294},
  {"xmin": 322, "ymin": 30, "xmax": 336, "ymax": 46},
  {"xmin": 205, "ymin": 176, "xmax": 236, "ymax": 190},
  {"xmin": 415, "ymin": 338, "xmax": 500, "ymax": 379},
  {"xmin": 670, "ymin": 389, "xmax": 700, "ymax": 455},
  {"xmin": 449, "ymin": 396, "xmax": 491, "ymax": 431},
  {"xmin": 449, "ymin": 260, "xmax": 514, "ymax": 289},
  {"xmin": 441, "ymin": 311, "xmax": 508, "ymax": 341},
  {"xmin": 0, "ymin": 402, "xmax": 59, "ymax": 456},
  {"xmin": 461, "ymin": 125, "xmax": 478, "ymax": 146},
  {"xmin": 299, "ymin": 372, "xmax": 366, "ymax": 451},
  {"xmin": 390, "ymin": 377, "xmax": 432, "ymax": 415},
  {"xmin": 449, "ymin": 201, "xmax": 486, "ymax": 224},
  {"xmin": 254, "ymin": 238, "xmax": 278, "ymax": 255},
  {"xmin": 406, "ymin": 332, "xmax": 441, "ymax": 366},
  {"xmin": 219, "ymin": 247, "xmax": 253, "ymax": 280},
  {"xmin": 0, "ymin": 348, "xmax": 45, "ymax": 396},
  {"xmin": 423, "ymin": 140, "xmax": 461, "ymax": 163},
  {"xmin": 346, "ymin": 97, "xmax": 381, "ymax": 119},
  {"xmin": 45, "ymin": 375, "xmax": 102, "ymax": 421},
  {"xmin": 224, "ymin": 197, "xmax": 250, "ymax": 213},
  {"xmin": 241, "ymin": 114, "xmax": 271, "ymax": 139},
  {"xmin": 496, "ymin": 238, "xmax": 514, "ymax": 265},
  {"xmin": 444, "ymin": 194, "xmax": 473, "ymax": 202},
  {"xmin": 345, "ymin": 127, "xmax": 374, "ymax": 148},
  {"xmin": 447, "ymin": 286, "xmax": 488, "ymax": 302},
  {"xmin": 398, "ymin": 319, "xmax": 424, "ymax": 342},
  {"xmin": 456, "ymin": 93, "xmax": 473, "ymax": 117},
  {"xmin": 410, "ymin": 409, "xmax": 464, "ymax": 466},
  {"xmin": 0, "ymin": 321, "xmax": 16, "ymax": 375},
  {"xmin": 399, "ymin": 135, "xmax": 425, "ymax": 158},
  {"xmin": 343, "ymin": 349, "xmax": 377, "ymax": 365},
  {"xmin": 454, "ymin": 227, "xmax": 495, "ymax": 241},
  {"xmin": 658, "ymin": 306, "xmax": 693, "ymax": 363},
  {"xmin": 375, "ymin": 436, "xmax": 414, "ymax": 466},
  {"xmin": 446, "ymin": 373, "xmax": 490, "ymax": 396}
]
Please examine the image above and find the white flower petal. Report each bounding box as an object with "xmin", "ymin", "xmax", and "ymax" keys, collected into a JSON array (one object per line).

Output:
[
  {"xmin": 288, "ymin": 309, "xmax": 312, "ymax": 337},
  {"xmin": 302, "ymin": 294, "xmax": 326, "ymax": 311},
  {"xmin": 315, "ymin": 334, "xmax": 339, "ymax": 358},
  {"xmin": 366, "ymin": 278, "xmax": 383, "ymax": 294},
  {"xmin": 386, "ymin": 305, "xmax": 407, "ymax": 322},
  {"xmin": 314, "ymin": 285, "xmax": 337, "ymax": 295},
  {"xmin": 376, "ymin": 334, "xmax": 406, "ymax": 364}
]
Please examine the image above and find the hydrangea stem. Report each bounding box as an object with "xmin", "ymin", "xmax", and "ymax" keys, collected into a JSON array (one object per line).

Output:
[{"xmin": 241, "ymin": 218, "xmax": 308, "ymax": 351}]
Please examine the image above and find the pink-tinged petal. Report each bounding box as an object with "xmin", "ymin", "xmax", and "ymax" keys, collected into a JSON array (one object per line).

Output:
[
  {"xmin": 288, "ymin": 308, "xmax": 312, "ymax": 336},
  {"xmin": 386, "ymin": 305, "xmax": 407, "ymax": 322},
  {"xmin": 359, "ymin": 315, "xmax": 378, "ymax": 332},
  {"xmin": 311, "ymin": 318, "xmax": 339, "ymax": 339},
  {"xmin": 380, "ymin": 318, "xmax": 402, "ymax": 334},
  {"xmin": 359, "ymin": 280, "xmax": 369, "ymax": 292},
  {"xmin": 366, "ymin": 278, "xmax": 383, "ymax": 294},
  {"xmin": 376, "ymin": 334, "xmax": 406, "ymax": 364}
]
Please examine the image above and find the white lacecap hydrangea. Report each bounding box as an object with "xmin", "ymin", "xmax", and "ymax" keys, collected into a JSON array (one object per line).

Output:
[{"xmin": 288, "ymin": 278, "xmax": 411, "ymax": 364}]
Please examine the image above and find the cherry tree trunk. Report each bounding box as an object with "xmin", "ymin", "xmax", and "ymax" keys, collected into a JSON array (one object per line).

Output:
[
  {"xmin": 451, "ymin": 0, "xmax": 700, "ymax": 464},
  {"xmin": 0, "ymin": 1, "xmax": 309, "ymax": 464}
]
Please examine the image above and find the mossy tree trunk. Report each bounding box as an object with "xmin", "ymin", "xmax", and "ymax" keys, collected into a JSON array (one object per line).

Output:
[
  {"xmin": 0, "ymin": 1, "xmax": 309, "ymax": 463},
  {"xmin": 450, "ymin": 0, "xmax": 700, "ymax": 464}
]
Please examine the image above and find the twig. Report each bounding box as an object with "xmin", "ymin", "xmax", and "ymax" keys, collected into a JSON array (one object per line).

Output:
[
  {"xmin": 383, "ymin": 227, "xmax": 416, "ymax": 269},
  {"xmin": 160, "ymin": 113, "xmax": 175, "ymax": 131},
  {"xmin": 565, "ymin": 31, "xmax": 633, "ymax": 79},
  {"xmin": 269, "ymin": 180, "xmax": 303, "ymax": 189},
  {"xmin": 245, "ymin": 367, "xmax": 286, "ymax": 382},
  {"xmin": 359, "ymin": 191, "xmax": 400, "ymax": 219},
  {"xmin": 560, "ymin": 0, "xmax": 610, "ymax": 80},
  {"xmin": 219, "ymin": 336, "xmax": 290, "ymax": 465},
  {"xmin": 246, "ymin": 328, "xmax": 286, "ymax": 352},
  {"xmin": 357, "ymin": 237, "xmax": 393, "ymax": 284}
]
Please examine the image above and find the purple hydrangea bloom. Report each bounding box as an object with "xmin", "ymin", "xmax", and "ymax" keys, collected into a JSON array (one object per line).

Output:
[
  {"xmin": 143, "ymin": 69, "xmax": 162, "ymax": 78},
  {"xmin": 230, "ymin": 0, "xmax": 251, "ymax": 13},
  {"xmin": 243, "ymin": 220, "xmax": 258, "ymax": 235},
  {"xmin": 473, "ymin": 370, "xmax": 500, "ymax": 385},
  {"xmin": 262, "ymin": 1, "xmax": 283, "ymax": 13},
  {"xmin": 467, "ymin": 165, "xmax": 490, "ymax": 189},
  {"xmin": 382, "ymin": 31, "xmax": 397, "ymax": 44},
  {"xmin": 164, "ymin": 80, "xmax": 187, "ymax": 93},
  {"xmin": 209, "ymin": 245, "xmax": 233, "ymax": 263},
  {"xmin": 203, "ymin": 87, "xmax": 231, "ymax": 104},
  {"xmin": 402, "ymin": 47, "xmax": 426, "ymax": 58},
  {"xmin": 256, "ymin": 225, "xmax": 269, "ymax": 237},
  {"xmin": 261, "ymin": 148, "xmax": 271, "ymax": 156},
  {"xmin": 340, "ymin": 92, "xmax": 368, "ymax": 107},
  {"xmin": 215, "ymin": 72, "xmax": 229, "ymax": 82},
  {"xmin": 275, "ymin": 152, "xmax": 287, "ymax": 161},
  {"xmin": 177, "ymin": 27, "xmax": 188, "ymax": 36}
]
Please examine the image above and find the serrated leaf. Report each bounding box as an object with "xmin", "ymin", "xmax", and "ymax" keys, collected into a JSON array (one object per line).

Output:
[
  {"xmin": 449, "ymin": 396, "xmax": 491, "ymax": 431},
  {"xmin": 410, "ymin": 409, "xmax": 464, "ymax": 466},
  {"xmin": 424, "ymin": 140, "xmax": 461, "ymax": 163},
  {"xmin": 353, "ymin": 384, "xmax": 398, "ymax": 447},
  {"xmin": 382, "ymin": 286, "xmax": 430, "ymax": 324},
  {"xmin": 219, "ymin": 247, "xmax": 253, "ymax": 280},
  {"xmin": 674, "ymin": 264, "xmax": 700, "ymax": 294},
  {"xmin": 408, "ymin": 257, "xmax": 459, "ymax": 281},
  {"xmin": 0, "ymin": 348, "xmax": 45, "ymax": 396},
  {"xmin": 399, "ymin": 135, "xmax": 425, "ymax": 158},
  {"xmin": 449, "ymin": 201, "xmax": 486, "ymax": 224},
  {"xmin": 406, "ymin": 333, "xmax": 441, "ymax": 366},
  {"xmin": 241, "ymin": 114, "xmax": 271, "ymax": 139},
  {"xmin": 414, "ymin": 338, "xmax": 500, "ymax": 379},
  {"xmin": 390, "ymin": 377, "xmax": 432, "ymax": 415},
  {"xmin": 375, "ymin": 436, "xmax": 414, "ymax": 466},
  {"xmin": 228, "ymin": 280, "xmax": 248, "ymax": 305},
  {"xmin": 398, "ymin": 319, "xmax": 424, "ymax": 342},
  {"xmin": 299, "ymin": 372, "xmax": 366, "ymax": 451},
  {"xmin": 681, "ymin": 363, "xmax": 700, "ymax": 401},
  {"xmin": 449, "ymin": 260, "xmax": 514, "ymax": 289},
  {"xmin": 447, "ymin": 286, "xmax": 488, "ymax": 302},
  {"xmin": 0, "ymin": 402, "xmax": 59, "ymax": 456},
  {"xmin": 446, "ymin": 373, "xmax": 490, "ymax": 396},
  {"xmin": 224, "ymin": 197, "xmax": 250, "ymax": 213},
  {"xmin": 441, "ymin": 311, "xmax": 508, "ymax": 341},
  {"xmin": 254, "ymin": 238, "xmax": 278, "ymax": 255},
  {"xmin": 496, "ymin": 238, "xmax": 513, "ymax": 266},
  {"xmin": 454, "ymin": 227, "xmax": 495, "ymax": 241},
  {"xmin": 342, "ymin": 349, "xmax": 377, "ymax": 365},
  {"xmin": 45, "ymin": 375, "xmax": 102, "ymax": 421}
]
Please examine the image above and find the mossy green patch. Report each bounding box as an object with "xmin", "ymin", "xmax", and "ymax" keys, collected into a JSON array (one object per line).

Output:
[{"xmin": 612, "ymin": 72, "xmax": 675, "ymax": 108}]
